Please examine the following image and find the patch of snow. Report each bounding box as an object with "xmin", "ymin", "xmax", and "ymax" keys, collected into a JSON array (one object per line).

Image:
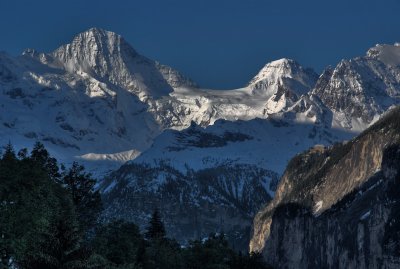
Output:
[
  {"xmin": 103, "ymin": 180, "xmax": 117, "ymax": 193},
  {"xmin": 78, "ymin": 149, "xmax": 141, "ymax": 163},
  {"xmin": 360, "ymin": 210, "xmax": 371, "ymax": 221},
  {"xmin": 314, "ymin": 200, "xmax": 323, "ymax": 213},
  {"xmin": 367, "ymin": 43, "xmax": 400, "ymax": 67}
]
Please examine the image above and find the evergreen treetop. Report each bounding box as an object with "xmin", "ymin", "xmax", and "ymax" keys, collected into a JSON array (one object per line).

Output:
[{"xmin": 145, "ymin": 208, "xmax": 166, "ymax": 240}]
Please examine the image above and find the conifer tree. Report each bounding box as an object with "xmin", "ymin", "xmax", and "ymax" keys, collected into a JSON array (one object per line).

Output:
[
  {"xmin": 0, "ymin": 143, "xmax": 95, "ymax": 268},
  {"xmin": 92, "ymin": 220, "xmax": 143, "ymax": 267},
  {"xmin": 145, "ymin": 209, "xmax": 166, "ymax": 240},
  {"xmin": 2, "ymin": 142, "xmax": 16, "ymax": 163},
  {"xmin": 0, "ymin": 143, "xmax": 17, "ymax": 268},
  {"xmin": 22, "ymin": 189, "xmax": 90, "ymax": 269},
  {"xmin": 30, "ymin": 142, "xmax": 60, "ymax": 181},
  {"xmin": 62, "ymin": 162, "xmax": 102, "ymax": 233}
]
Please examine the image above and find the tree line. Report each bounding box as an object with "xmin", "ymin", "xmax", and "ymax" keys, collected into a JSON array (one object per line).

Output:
[{"xmin": 0, "ymin": 142, "xmax": 272, "ymax": 269}]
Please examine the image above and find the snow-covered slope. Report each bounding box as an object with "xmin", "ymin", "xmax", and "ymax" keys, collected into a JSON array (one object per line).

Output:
[
  {"xmin": 129, "ymin": 113, "xmax": 349, "ymax": 178},
  {"xmin": 149, "ymin": 58, "xmax": 319, "ymax": 130}
]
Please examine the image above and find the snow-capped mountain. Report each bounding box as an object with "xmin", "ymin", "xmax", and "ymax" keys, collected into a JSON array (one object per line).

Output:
[
  {"xmin": 248, "ymin": 58, "xmax": 318, "ymax": 114},
  {"xmin": 102, "ymin": 41, "xmax": 400, "ymax": 187},
  {"xmin": 312, "ymin": 43, "xmax": 400, "ymax": 131},
  {"xmin": 49, "ymin": 28, "xmax": 197, "ymax": 99},
  {"xmin": 0, "ymin": 28, "xmax": 323, "ymax": 175},
  {"xmin": 149, "ymin": 58, "xmax": 319, "ymax": 130},
  {"xmin": 0, "ymin": 28, "xmax": 198, "ymax": 174},
  {"xmin": 1, "ymin": 28, "xmax": 400, "ymax": 247}
]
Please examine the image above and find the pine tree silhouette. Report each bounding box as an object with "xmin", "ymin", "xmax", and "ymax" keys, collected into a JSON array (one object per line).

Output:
[{"xmin": 145, "ymin": 208, "xmax": 166, "ymax": 240}]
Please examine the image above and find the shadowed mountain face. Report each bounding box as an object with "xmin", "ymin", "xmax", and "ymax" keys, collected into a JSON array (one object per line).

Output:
[
  {"xmin": 250, "ymin": 107, "xmax": 400, "ymax": 268},
  {"xmin": 101, "ymin": 161, "xmax": 278, "ymax": 250}
]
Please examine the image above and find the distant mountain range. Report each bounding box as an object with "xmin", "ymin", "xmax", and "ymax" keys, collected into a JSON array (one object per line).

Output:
[{"xmin": 1, "ymin": 28, "xmax": 400, "ymax": 248}]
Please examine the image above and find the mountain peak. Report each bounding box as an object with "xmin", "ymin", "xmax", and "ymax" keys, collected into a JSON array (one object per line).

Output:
[
  {"xmin": 85, "ymin": 27, "xmax": 110, "ymax": 35},
  {"xmin": 49, "ymin": 28, "xmax": 197, "ymax": 99},
  {"xmin": 268, "ymin": 58, "xmax": 298, "ymax": 66},
  {"xmin": 248, "ymin": 58, "xmax": 313, "ymax": 86},
  {"xmin": 367, "ymin": 43, "xmax": 400, "ymax": 67},
  {"xmin": 51, "ymin": 28, "xmax": 138, "ymax": 74},
  {"xmin": 247, "ymin": 58, "xmax": 318, "ymax": 101},
  {"xmin": 74, "ymin": 27, "xmax": 127, "ymax": 48},
  {"xmin": 259, "ymin": 58, "xmax": 300, "ymax": 74},
  {"xmin": 74, "ymin": 27, "xmax": 121, "ymax": 41}
]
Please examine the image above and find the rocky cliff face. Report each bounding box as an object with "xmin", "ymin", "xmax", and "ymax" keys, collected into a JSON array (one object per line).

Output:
[{"xmin": 250, "ymin": 107, "xmax": 400, "ymax": 268}]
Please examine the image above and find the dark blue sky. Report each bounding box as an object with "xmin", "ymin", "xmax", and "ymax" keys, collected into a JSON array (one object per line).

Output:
[{"xmin": 1, "ymin": 0, "xmax": 399, "ymax": 89}]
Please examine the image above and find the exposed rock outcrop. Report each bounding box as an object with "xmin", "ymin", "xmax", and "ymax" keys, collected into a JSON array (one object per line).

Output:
[{"xmin": 250, "ymin": 107, "xmax": 400, "ymax": 268}]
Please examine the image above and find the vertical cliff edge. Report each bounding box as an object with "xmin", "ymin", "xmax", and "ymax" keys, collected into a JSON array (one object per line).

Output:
[{"xmin": 250, "ymin": 106, "xmax": 400, "ymax": 268}]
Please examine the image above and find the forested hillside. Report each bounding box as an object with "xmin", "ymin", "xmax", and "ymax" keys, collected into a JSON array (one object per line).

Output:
[{"xmin": 0, "ymin": 143, "xmax": 271, "ymax": 269}]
